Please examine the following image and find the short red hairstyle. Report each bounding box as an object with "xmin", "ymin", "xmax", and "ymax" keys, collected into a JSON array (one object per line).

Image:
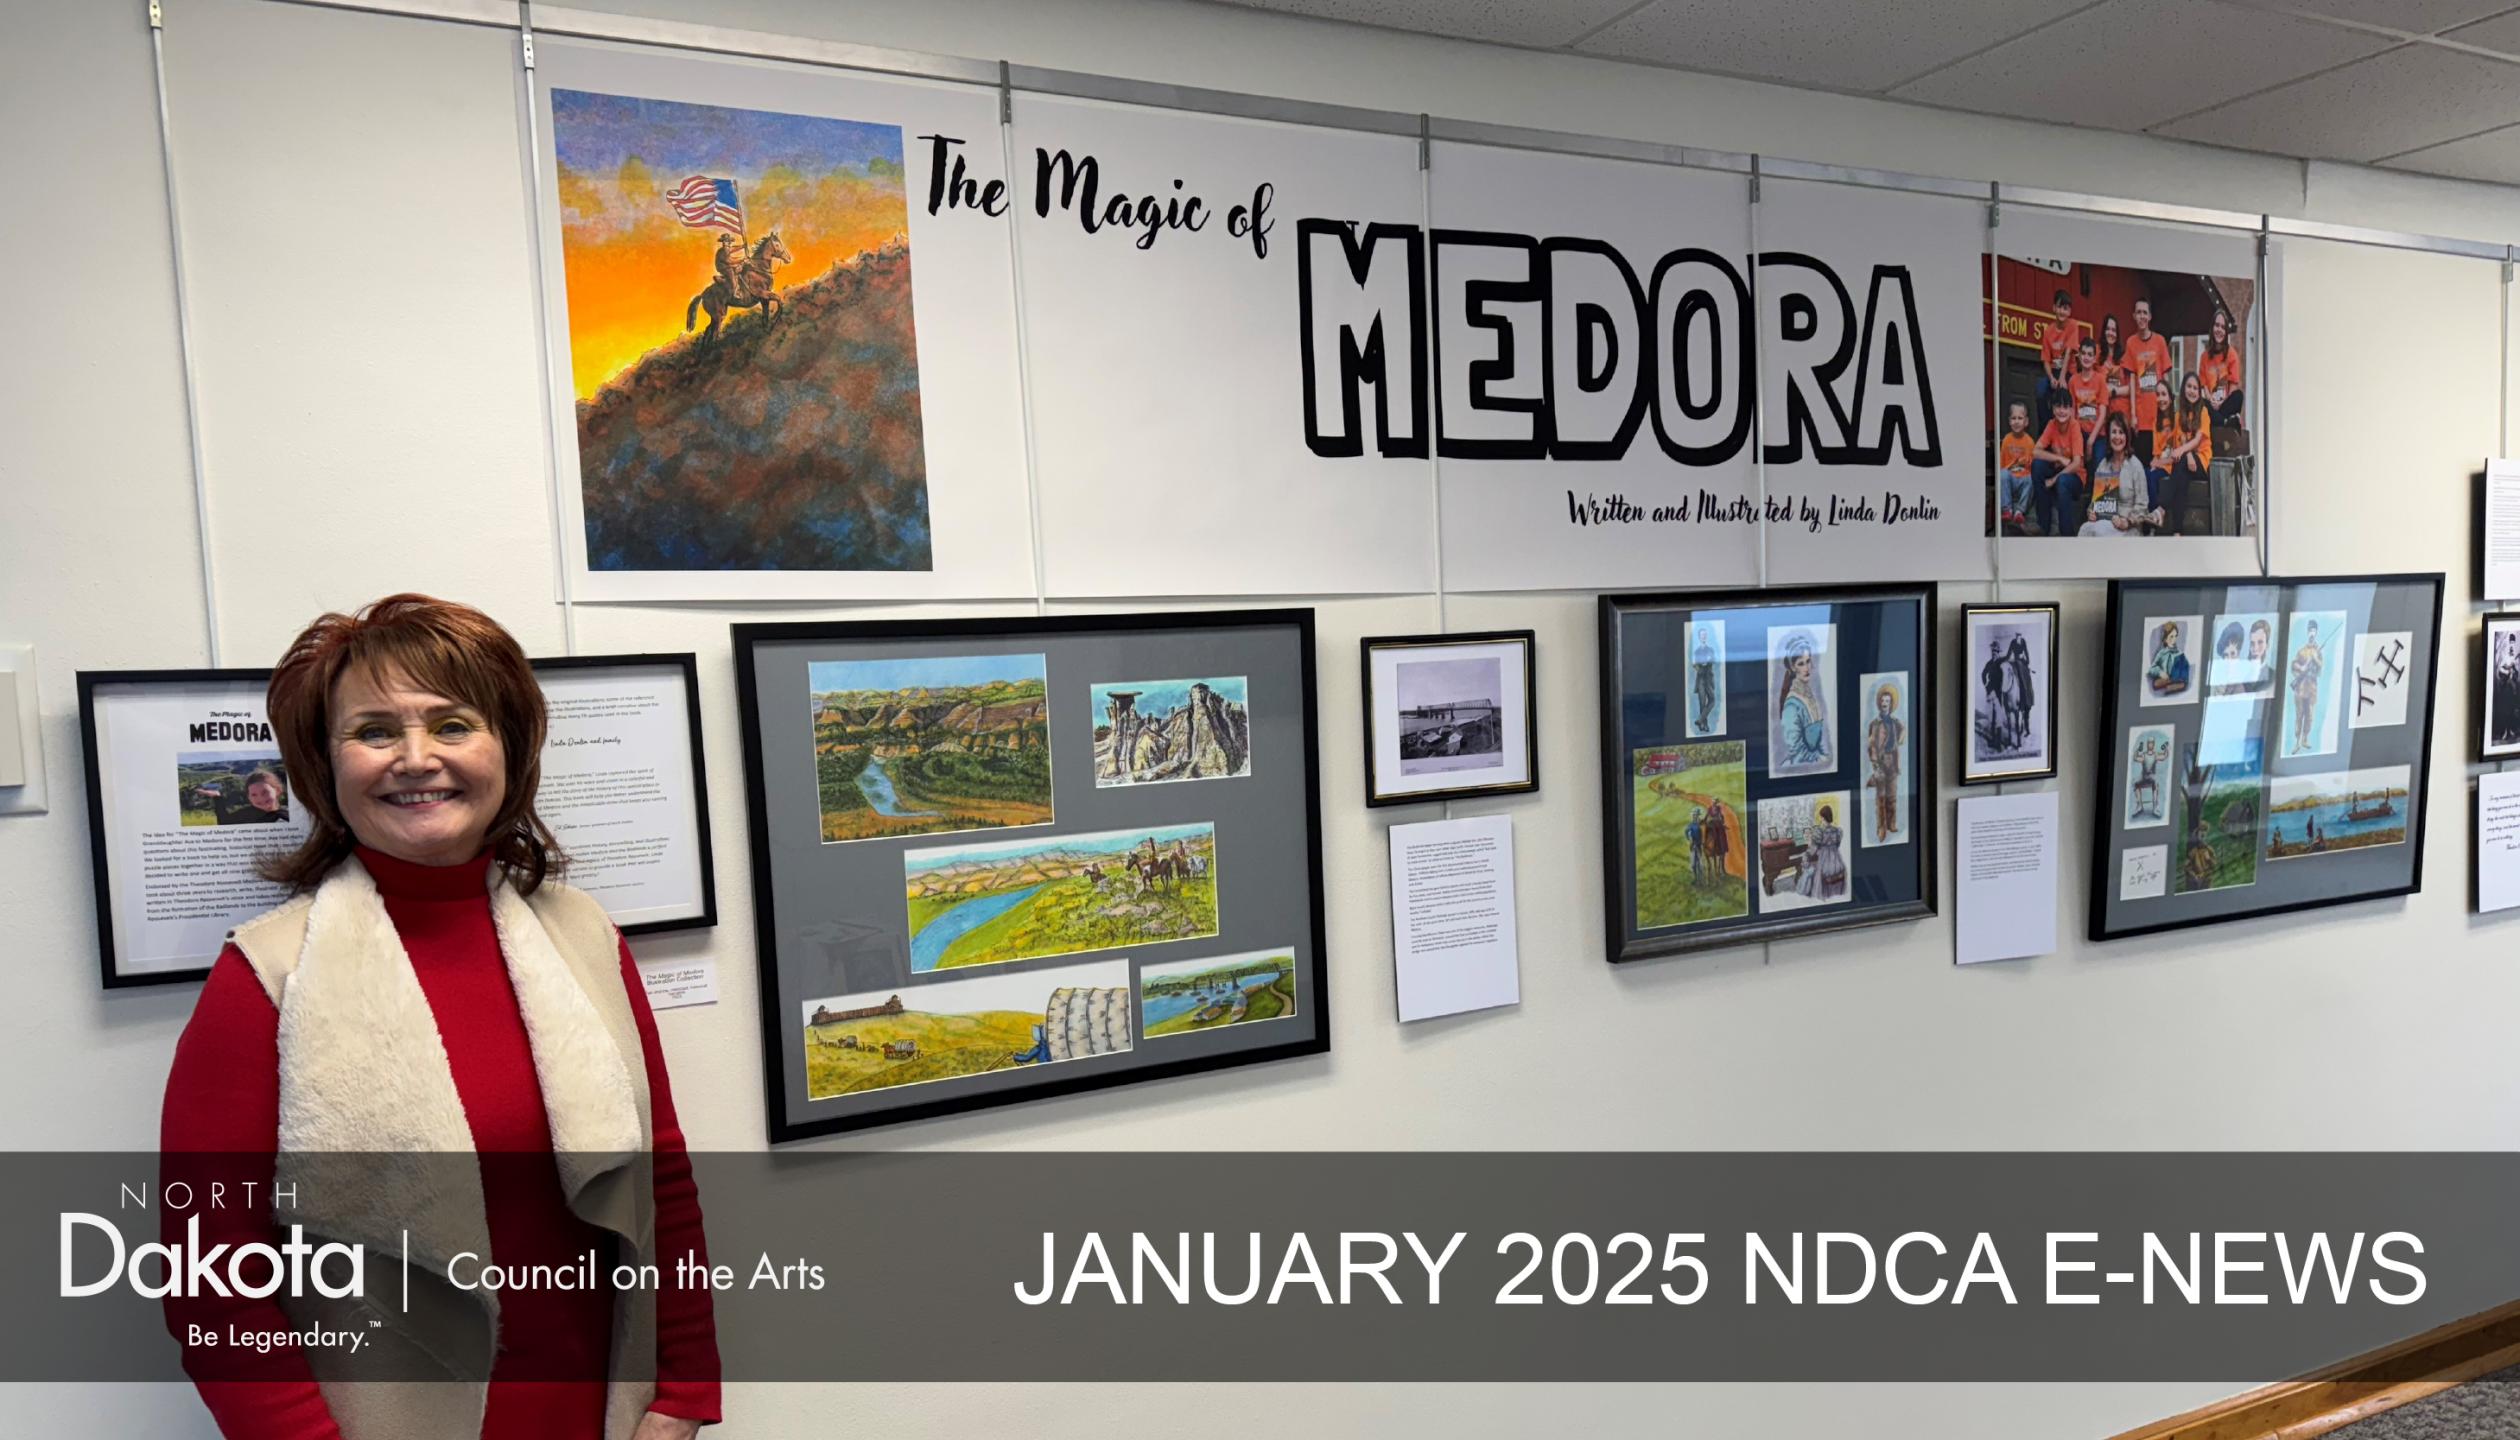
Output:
[{"xmin": 261, "ymin": 594, "xmax": 561, "ymax": 894}]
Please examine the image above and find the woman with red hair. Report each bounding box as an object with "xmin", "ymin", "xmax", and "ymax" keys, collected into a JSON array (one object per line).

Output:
[{"xmin": 160, "ymin": 595, "xmax": 719, "ymax": 1439}]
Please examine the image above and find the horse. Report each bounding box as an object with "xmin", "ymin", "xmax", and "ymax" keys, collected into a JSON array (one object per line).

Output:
[{"xmin": 685, "ymin": 232, "xmax": 792, "ymax": 345}]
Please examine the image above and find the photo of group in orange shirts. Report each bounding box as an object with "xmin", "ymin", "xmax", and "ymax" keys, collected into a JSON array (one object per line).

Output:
[{"xmin": 1985, "ymin": 256, "xmax": 2254, "ymax": 541}]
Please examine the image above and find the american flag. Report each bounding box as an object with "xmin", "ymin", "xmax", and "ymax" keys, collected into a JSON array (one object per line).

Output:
[{"xmin": 662, "ymin": 175, "xmax": 742, "ymax": 235}]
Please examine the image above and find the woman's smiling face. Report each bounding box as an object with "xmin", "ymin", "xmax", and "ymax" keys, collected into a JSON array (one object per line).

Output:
[{"xmin": 329, "ymin": 663, "xmax": 507, "ymax": 867}]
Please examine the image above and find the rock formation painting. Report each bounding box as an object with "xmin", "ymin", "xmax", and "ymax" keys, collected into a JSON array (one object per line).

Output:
[
  {"xmin": 902, "ymin": 823, "xmax": 1219, "ymax": 971},
  {"xmin": 550, "ymin": 88, "xmax": 930, "ymax": 574},
  {"xmin": 800, "ymin": 958, "xmax": 1131, "ymax": 1100},
  {"xmin": 1089, "ymin": 677, "xmax": 1251, "ymax": 787},
  {"xmin": 809, "ymin": 654, "xmax": 1051, "ymax": 844}
]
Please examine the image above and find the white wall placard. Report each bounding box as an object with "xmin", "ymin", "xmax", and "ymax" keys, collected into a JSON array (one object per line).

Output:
[
  {"xmin": 1954, "ymin": 790, "xmax": 2058, "ymax": 965},
  {"xmin": 2480, "ymin": 771, "xmax": 2520, "ymax": 915},
  {"xmin": 1017, "ymin": 94, "xmax": 1437, "ymax": 597},
  {"xmin": 1425, "ymin": 142, "xmax": 1759, "ymax": 591},
  {"xmin": 529, "ymin": 41, "xmax": 1037, "ymax": 602},
  {"xmin": 1389, "ymin": 813, "xmax": 1521, "ymax": 1022},
  {"xmin": 2485, "ymin": 459, "xmax": 2520, "ymax": 601},
  {"xmin": 1759, "ymin": 179, "xmax": 1991, "ymax": 584}
]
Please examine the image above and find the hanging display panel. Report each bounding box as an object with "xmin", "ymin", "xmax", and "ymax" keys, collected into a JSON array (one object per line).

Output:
[
  {"xmin": 1598, "ymin": 584, "xmax": 1938, "ymax": 961},
  {"xmin": 1757, "ymin": 180, "xmax": 1990, "ymax": 585},
  {"xmin": 1014, "ymin": 95, "xmax": 1437, "ymax": 597},
  {"xmin": 733, "ymin": 610, "xmax": 1329, "ymax": 1141},
  {"xmin": 2089, "ymin": 574, "xmax": 2442, "ymax": 942},
  {"xmin": 528, "ymin": 40, "xmax": 1037, "ymax": 602},
  {"xmin": 1984, "ymin": 210, "xmax": 2274, "ymax": 580},
  {"xmin": 1423, "ymin": 141, "xmax": 1759, "ymax": 590}
]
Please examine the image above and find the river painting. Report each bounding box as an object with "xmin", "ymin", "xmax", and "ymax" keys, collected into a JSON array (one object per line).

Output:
[
  {"xmin": 2263, "ymin": 765, "xmax": 2410, "ymax": 860},
  {"xmin": 800, "ymin": 959, "xmax": 1131, "ymax": 1101},
  {"xmin": 1138, "ymin": 949, "xmax": 1296, "ymax": 1037},
  {"xmin": 810, "ymin": 653, "xmax": 1052, "ymax": 843},
  {"xmin": 903, "ymin": 823, "xmax": 1219, "ymax": 971}
]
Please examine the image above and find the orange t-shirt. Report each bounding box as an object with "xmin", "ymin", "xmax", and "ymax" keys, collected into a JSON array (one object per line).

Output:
[
  {"xmin": 2160, "ymin": 411, "xmax": 2213, "ymax": 469},
  {"xmin": 2100, "ymin": 359, "xmax": 2132, "ymax": 423},
  {"xmin": 2121, "ymin": 332, "xmax": 2173, "ymax": 429},
  {"xmin": 2035, "ymin": 418, "xmax": 2084, "ymax": 466},
  {"xmin": 2067, "ymin": 365, "xmax": 2107, "ymax": 438},
  {"xmin": 2000, "ymin": 431, "xmax": 2034, "ymax": 475},
  {"xmin": 2042, "ymin": 318, "xmax": 2075, "ymax": 375},
  {"xmin": 2198, "ymin": 343, "xmax": 2243, "ymax": 402}
]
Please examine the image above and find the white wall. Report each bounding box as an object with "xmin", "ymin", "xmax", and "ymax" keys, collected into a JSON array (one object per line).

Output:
[{"xmin": 7, "ymin": 0, "xmax": 2520, "ymax": 1435}]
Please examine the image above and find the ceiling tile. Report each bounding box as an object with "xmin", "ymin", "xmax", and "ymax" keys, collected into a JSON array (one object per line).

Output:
[
  {"xmin": 1205, "ymin": 0, "xmax": 1643, "ymax": 48},
  {"xmin": 2382, "ymin": 122, "xmax": 2520, "ymax": 183},
  {"xmin": 1893, "ymin": 0, "xmax": 2389, "ymax": 132},
  {"xmin": 2153, "ymin": 44, "xmax": 2520, "ymax": 159},
  {"xmin": 2271, "ymin": 0, "xmax": 2520, "ymax": 35},
  {"xmin": 1572, "ymin": 0, "xmax": 2094, "ymax": 95},
  {"xmin": 2440, "ymin": 8, "xmax": 2520, "ymax": 52}
]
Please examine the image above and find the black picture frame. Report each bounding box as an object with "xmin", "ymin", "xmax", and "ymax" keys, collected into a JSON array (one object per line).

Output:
[
  {"xmin": 2088, "ymin": 573, "xmax": 2445, "ymax": 943},
  {"xmin": 526, "ymin": 653, "xmax": 720, "ymax": 937},
  {"xmin": 1359, "ymin": 629, "xmax": 1538, "ymax": 807},
  {"xmin": 732, "ymin": 609, "xmax": 1330, "ymax": 1144},
  {"xmin": 79, "ymin": 668, "xmax": 277, "ymax": 989},
  {"xmin": 1958, "ymin": 602, "xmax": 2061, "ymax": 785},
  {"xmin": 78, "ymin": 654, "xmax": 719, "ymax": 989},
  {"xmin": 1598, "ymin": 583, "xmax": 1940, "ymax": 962}
]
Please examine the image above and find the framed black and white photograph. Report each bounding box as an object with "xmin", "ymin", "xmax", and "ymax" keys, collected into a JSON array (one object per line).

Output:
[
  {"xmin": 79, "ymin": 653, "xmax": 720, "ymax": 988},
  {"xmin": 2090, "ymin": 574, "xmax": 2444, "ymax": 942},
  {"xmin": 2483, "ymin": 614, "xmax": 2520, "ymax": 758},
  {"xmin": 732, "ymin": 609, "xmax": 1329, "ymax": 1142},
  {"xmin": 1361, "ymin": 631, "xmax": 1537, "ymax": 807},
  {"xmin": 1960, "ymin": 603, "xmax": 2060, "ymax": 784},
  {"xmin": 1598, "ymin": 584, "xmax": 1938, "ymax": 962}
]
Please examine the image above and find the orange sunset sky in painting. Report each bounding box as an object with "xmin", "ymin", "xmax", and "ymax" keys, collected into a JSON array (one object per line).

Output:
[{"xmin": 550, "ymin": 89, "xmax": 910, "ymax": 399}]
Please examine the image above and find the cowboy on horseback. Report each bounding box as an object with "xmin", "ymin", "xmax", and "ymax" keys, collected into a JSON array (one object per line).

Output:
[{"xmin": 686, "ymin": 229, "xmax": 791, "ymax": 344}]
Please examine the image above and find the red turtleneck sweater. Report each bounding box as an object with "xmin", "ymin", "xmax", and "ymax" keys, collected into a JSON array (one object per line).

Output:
[{"xmin": 160, "ymin": 848, "xmax": 721, "ymax": 1437}]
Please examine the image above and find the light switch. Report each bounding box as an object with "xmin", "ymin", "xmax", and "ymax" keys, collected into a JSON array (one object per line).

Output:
[{"xmin": 0, "ymin": 670, "xmax": 22, "ymax": 788}]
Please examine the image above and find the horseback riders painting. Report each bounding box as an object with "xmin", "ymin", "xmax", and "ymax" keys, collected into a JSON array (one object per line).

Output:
[
  {"xmin": 546, "ymin": 86, "xmax": 931, "ymax": 578},
  {"xmin": 1961, "ymin": 604, "xmax": 2056, "ymax": 783}
]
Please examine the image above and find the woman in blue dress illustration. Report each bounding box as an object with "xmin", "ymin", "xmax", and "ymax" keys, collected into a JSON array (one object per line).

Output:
[
  {"xmin": 1774, "ymin": 629, "xmax": 1832, "ymax": 773},
  {"xmin": 1795, "ymin": 798, "xmax": 1849, "ymax": 901}
]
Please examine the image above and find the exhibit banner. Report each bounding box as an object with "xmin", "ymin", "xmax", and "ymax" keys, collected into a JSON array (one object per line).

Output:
[
  {"xmin": 1015, "ymin": 95, "xmax": 1437, "ymax": 597},
  {"xmin": 1759, "ymin": 180, "xmax": 1990, "ymax": 584},
  {"xmin": 1425, "ymin": 141, "xmax": 1759, "ymax": 591},
  {"xmin": 1984, "ymin": 210, "xmax": 2272, "ymax": 579},
  {"xmin": 529, "ymin": 41, "xmax": 1037, "ymax": 602}
]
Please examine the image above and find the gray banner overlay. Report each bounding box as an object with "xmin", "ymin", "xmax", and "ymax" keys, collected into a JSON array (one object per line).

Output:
[{"xmin": 18, "ymin": 1153, "xmax": 2518, "ymax": 1382}]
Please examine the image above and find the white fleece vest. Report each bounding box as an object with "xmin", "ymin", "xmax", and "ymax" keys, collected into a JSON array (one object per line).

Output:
[{"xmin": 226, "ymin": 858, "xmax": 661, "ymax": 1440}]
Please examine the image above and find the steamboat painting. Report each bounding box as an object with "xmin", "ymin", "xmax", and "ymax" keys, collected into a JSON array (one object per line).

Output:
[
  {"xmin": 810, "ymin": 654, "xmax": 1050, "ymax": 843},
  {"xmin": 549, "ymin": 89, "xmax": 930, "ymax": 574},
  {"xmin": 2263, "ymin": 766, "xmax": 2410, "ymax": 860},
  {"xmin": 800, "ymin": 959, "xmax": 1130, "ymax": 1100},
  {"xmin": 1090, "ymin": 677, "xmax": 1251, "ymax": 787},
  {"xmin": 902, "ymin": 823, "xmax": 1219, "ymax": 971},
  {"xmin": 1138, "ymin": 950, "xmax": 1297, "ymax": 1037}
]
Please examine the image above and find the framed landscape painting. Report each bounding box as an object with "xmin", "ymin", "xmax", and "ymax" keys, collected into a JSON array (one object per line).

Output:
[
  {"xmin": 734, "ymin": 610, "xmax": 1328, "ymax": 1141},
  {"xmin": 1598, "ymin": 584, "xmax": 1938, "ymax": 961},
  {"xmin": 2089, "ymin": 574, "xmax": 2443, "ymax": 941}
]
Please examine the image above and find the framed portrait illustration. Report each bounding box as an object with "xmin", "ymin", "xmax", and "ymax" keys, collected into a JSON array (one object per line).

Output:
[
  {"xmin": 1598, "ymin": 584, "xmax": 1938, "ymax": 962},
  {"xmin": 1960, "ymin": 603, "xmax": 2060, "ymax": 784},
  {"xmin": 1360, "ymin": 631, "xmax": 1537, "ymax": 807},
  {"xmin": 2483, "ymin": 614, "xmax": 2520, "ymax": 758},
  {"xmin": 732, "ymin": 609, "xmax": 1329, "ymax": 1142},
  {"xmin": 80, "ymin": 655, "xmax": 720, "ymax": 988},
  {"xmin": 2090, "ymin": 574, "xmax": 2444, "ymax": 942}
]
